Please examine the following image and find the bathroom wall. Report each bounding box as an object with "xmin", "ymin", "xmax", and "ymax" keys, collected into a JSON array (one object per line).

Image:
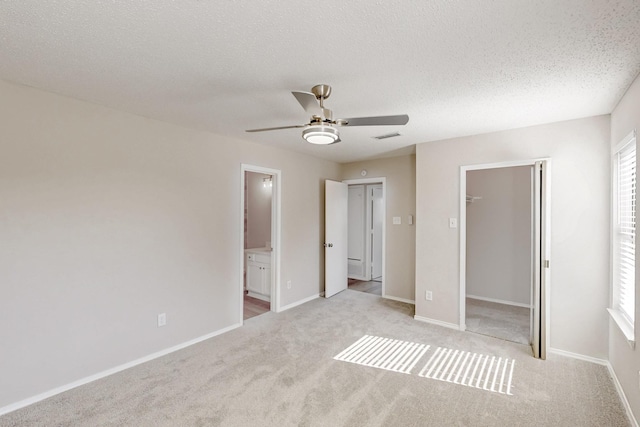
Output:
[{"xmin": 245, "ymin": 172, "xmax": 272, "ymax": 249}]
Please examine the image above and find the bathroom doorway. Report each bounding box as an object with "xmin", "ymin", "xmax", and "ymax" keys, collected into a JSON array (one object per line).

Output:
[{"xmin": 239, "ymin": 165, "xmax": 281, "ymax": 323}]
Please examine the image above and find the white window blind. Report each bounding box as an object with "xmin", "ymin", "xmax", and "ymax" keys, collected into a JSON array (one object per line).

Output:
[{"xmin": 614, "ymin": 133, "xmax": 636, "ymax": 325}]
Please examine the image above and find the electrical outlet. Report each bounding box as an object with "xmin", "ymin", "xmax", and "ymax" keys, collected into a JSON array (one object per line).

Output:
[
  {"xmin": 425, "ymin": 291, "xmax": 433, "ymax": 301},
  {"xmin": 287, "ymin": 280, "xmax": 292, "ymax": 290},
  {"xmin": 638, "ymin": 371, "xmax": 640, "ymax": 390},
  {"xmin": 158, "ymin": 313, "xmax": 167, "ymax": 327},
  {"xmin": 449, "ymin": 218, "xmax": 457, "ymax": 228}
]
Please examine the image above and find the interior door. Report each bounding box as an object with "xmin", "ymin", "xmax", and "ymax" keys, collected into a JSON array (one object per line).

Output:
[
  {"xmin": 371, "ymin": 185, "xmax": 383, "ymax": 280},
  {"xmin": 325, "ymin": 180, "xmax": 348, "ymax": 298},
  {"xmin": 532, "ymin": 160, "xmax": 550, "ymax": 359}
]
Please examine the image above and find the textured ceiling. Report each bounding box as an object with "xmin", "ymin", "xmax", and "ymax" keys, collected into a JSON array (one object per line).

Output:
[{"xmin": 1, "ymin": 1, "xmax": 640, "ymax": 163}]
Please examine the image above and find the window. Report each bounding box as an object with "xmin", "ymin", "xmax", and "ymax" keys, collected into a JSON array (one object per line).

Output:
[{"xmin": 611, "ymin": 130, "xmax": 637, "ymax": 344}]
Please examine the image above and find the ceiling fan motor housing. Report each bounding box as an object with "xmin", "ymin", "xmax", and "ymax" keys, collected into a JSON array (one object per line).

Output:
[{"xmin": 302, "ymin": 124, "xmax": 340, "ymax": 145}]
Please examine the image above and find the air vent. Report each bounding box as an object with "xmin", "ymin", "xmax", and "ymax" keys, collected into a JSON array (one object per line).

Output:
[{"xmin": 373, "ymin": 132, "xmax": 401, "ymax": 140}]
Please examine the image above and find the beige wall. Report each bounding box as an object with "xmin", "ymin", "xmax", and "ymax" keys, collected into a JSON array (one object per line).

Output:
[
  {"xmin": 416, "ymin": 115, "xmax": 611, "ymax": 358},
  {"xmin": 340, "ymin": 155, "xmax": 416, "ymax": 302},
  {"xmin": 466, "ymin": 166, "xmax": 532, "ymax": 305},
  {"xmin": 0, "ymin": 79, "xmax": 340, "ymax": 408},
  {"xmin": 245, "ymin": 172, "xmax": 272, "ymax": 249},
  {"xmin": 610, "ymin": 72, "xmax": 640, "ymax": 422}
]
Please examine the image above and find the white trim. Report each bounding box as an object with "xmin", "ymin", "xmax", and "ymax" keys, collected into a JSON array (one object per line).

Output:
[
  {"xmin": 414, "ymin": 315, "xmax": 462, "ymax": 331},
  {"xmin": 607, "ymin": 361, "xmax": 640, "ymax": 427},
  {"xmin": 383, "ymin": 295, "xmax": 415, "ymax": 305},
  {"xmin": 462, "ymin": 158, "xmax": 551, "ymax": 171},
  {"xmin": 608, "ymin": 308, "xmax": 636, "ymax": 349},
  {"xmin": 247, "ymin": 291, "xmax": 270, "ymax": 302},
  {"xmin": 466, "ymin": 294, "xmax": 531, "ymax": 309},
  {"xmin": 612, "ymin": 129, "xmax": 637, "ymax": 154},
  {"xmin": 460, "ymin": 165, "xmax": 467, "ymax": 329},
  {"xmin": 278, "ymin": 293, "xmax": 320, "ymax": 312},
  {"xmin": 343, "ymin": 177, "xmax": 387, "ymax": 298},
  {"xmin": 460, "ymin": 158, "xmax": 551, "ymax": 357},
  {"xmin": 548, "ymin": 347, "xmax": 608, "ymax": 366},
  {"xmin": 0, "ymin": 323, "xmax": 241, "ymax": 416},
  {"xmin": 240, "ymin": 164, "xmax": 282, "ymax": 321},
  {"xmin": 610, "ymin": 131, "xmax": 636, "ymax": 334}
]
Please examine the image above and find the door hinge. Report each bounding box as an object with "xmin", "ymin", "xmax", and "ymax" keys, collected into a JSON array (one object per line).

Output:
[{"xmin": 544, "ymin": 260, "xmax": 550, "ymax": 268}]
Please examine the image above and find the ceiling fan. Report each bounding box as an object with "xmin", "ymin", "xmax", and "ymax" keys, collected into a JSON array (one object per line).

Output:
[{"xmin": 245, "ymin": 84, "xmax": 409, "ymax": 145}]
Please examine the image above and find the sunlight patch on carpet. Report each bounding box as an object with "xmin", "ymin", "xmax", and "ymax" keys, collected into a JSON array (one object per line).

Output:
[
  {"xmin": 418, "ymin": 347, "xmax": 515, "ymax": 395},
  {"xmin": 335, "ymin": 336, "xmax": 516, "ymax": 395},
  {"xmin": 333, "ymin": 335, "xmax": 429, "ymax": 374}
]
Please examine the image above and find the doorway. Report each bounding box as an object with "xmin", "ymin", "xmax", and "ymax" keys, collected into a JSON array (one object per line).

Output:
[
  {"xmin": 465, "ymin": 166, "xmax": 532, "ymax": 345},
  {"xmin": 239, "ymin": 165, "xmax": 281, "ymax": 323},
  {"xmin": 459, "ymin": 160, "xmax": 550, "ymax": 359},
  {"xmin": 343, "ymin": 178, "xmax": 386, "ymax": 297}
]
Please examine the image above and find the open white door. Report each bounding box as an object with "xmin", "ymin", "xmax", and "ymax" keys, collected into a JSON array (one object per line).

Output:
[
  {"xmin": 325, "ymin": 180, "xmax": 348, "ymax": 298},
  {"xmin": 532, "ymin": 160, "xmax": 550, "ymax": 359}
]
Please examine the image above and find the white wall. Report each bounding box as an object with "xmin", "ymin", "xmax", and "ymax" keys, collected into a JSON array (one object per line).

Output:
[
  {"xmin": 246, "ymin": 172, "xmax": 271, "ymax": 249},
  {"xmin": 610, "ymin": 72, "xmax": 640, "ymax": 422},
  {"xmin": 0, "ymin": 79, "xmax": 340, "ymax": 409},
  {"xmin": 341, "ymin": 155, "xmax": 416, "ymax": 302},
  {"xmin": 466, "ymin": 166, "xmax": 532, "ymax": 305},
  {"xmin": 416, "ymin": 115, "xmax": 611, "ymax": 358}
]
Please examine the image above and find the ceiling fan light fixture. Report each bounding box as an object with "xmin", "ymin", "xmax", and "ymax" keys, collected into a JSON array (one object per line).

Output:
[{"xmin": 302, "ymin": 124, "xmax": 340, "ymax": 145}]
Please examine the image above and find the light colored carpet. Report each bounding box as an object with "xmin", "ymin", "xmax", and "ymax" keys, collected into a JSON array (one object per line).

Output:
[
  {"xmin": 466, "ymin": 297, "xmax": 531, "ymax": 345},
  {"xmin": 0, "ymin": 290, "xmax": 630, "ymax": 426}
]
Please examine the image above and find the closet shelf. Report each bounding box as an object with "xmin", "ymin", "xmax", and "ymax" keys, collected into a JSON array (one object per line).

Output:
[{"xmin": 466, "ymin": 194, "xmax": 482, "ymax": 204}]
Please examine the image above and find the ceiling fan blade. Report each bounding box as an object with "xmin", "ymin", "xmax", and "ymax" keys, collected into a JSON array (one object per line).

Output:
[
  {"xmin": 338, "ymin": 114, "xmax": 409, "ymax": 127},
  {"xmin": 292, "ymin": 91, "xmax": 321, "ymax": 115},
  {"xmin": 246, "ymin": 124, "xmax": 306, "ymax": 133}
]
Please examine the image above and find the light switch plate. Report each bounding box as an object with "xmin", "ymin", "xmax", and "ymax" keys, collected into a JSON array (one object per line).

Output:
[
  {"xmin": 393, "ymin": 216, "xmax": 401, "ymax": 225},
  {"xmin": 408, "ymin": 215, "xmax": 413, "ymax": 225}
]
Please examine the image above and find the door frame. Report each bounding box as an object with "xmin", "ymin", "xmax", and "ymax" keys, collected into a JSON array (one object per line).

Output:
[
  {"xmin": 239, "ymin": 164, "xmax": 282, "ymax": 324},
  {"xmin": 343, "ymin": 177, "xmax": 386, "ymax": 298},
  {"xmin": 459, "ymin": 159, "xmax": 550, "ymax": 356},
  {"xmin": 369, "ymin": 184, "xmax": 384, "ymax": 280}
]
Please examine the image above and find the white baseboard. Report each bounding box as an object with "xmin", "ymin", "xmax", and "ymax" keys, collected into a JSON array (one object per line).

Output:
[
  {"xmin": 606, "ymin": 361, "xmax": 639, "ymax": 427},
  {"xmin": 247, "ymin": 291, "xmax": 270, "ymax": 302},
  {"xmin": 383, "ymin": 294, "xmax": 415, "ymax": 305},
  {"xmin": 278, "ymin": 293, "xmax": 320, "ymax": 312},
  {"xmin": 466, "ymin": 294, "xmax": 531, "ymax": 309},
  {"xmin": 547, "ymin": 347, "xmax": 608, "ymax": 365},
  {"xmin": 0, "ymin": 322, "xmax": 242, "ymax": 417},
  {"xmin": 414, "ymin": 315, "xmax": 462, "ymax": 331}
]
